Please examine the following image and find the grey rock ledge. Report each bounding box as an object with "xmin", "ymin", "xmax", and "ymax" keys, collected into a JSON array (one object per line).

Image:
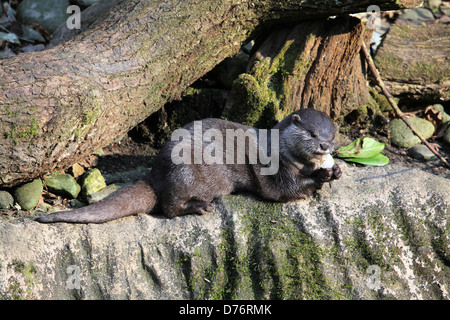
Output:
[{"xmin": 0, "ymin": 162, "xmax": 448, "ymax": 300}]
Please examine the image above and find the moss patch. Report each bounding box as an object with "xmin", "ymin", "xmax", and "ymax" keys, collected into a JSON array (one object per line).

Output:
[
  {"xmin": 180, "ymin": 196, "xmax": 349, "ymax": 300},
  {"xmin": 225, "ymin": 29, "xmax": 317, "ymax": 128},
  {"xmin": 3, "ymin": 105, "xmax": 40, "ymax": 145},
  {"xmin": 1, "ymin": 260, "xmax": 39, "ymax": 300}
]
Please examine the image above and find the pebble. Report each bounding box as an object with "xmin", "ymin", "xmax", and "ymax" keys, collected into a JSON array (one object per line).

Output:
[
  {"xmin": 76, "ymin": 0, "xmax": 100, "ymax": 6},
  {"xmin": 444, "ymin": 126, "xmax": 450, "ymax": 145},
  {"xmin": 441, "ymin": 6, "xmax": 450, "ymax": 16},
  {"xmin": 86, "ymin": 184, "xmax": 124, "ymax": 204},
  {"xmin": 426, "ymin": 0, "xmax": 442, "ymax": 12},
  {"xmin": 70, "ymin": 163, "xmax": 85, "ymax": 178},
  {"xmin": 80, "ymin": 169, "xmax": 106, "ymax": 201},
  {"xmin": 14, "ymin": 178, "xmax": 43, "ymax": 211},
  {"xmin": 398, "ymin": 8, "xmax": 435, "ymax": 23},
  {"xmin": 407, "ymin": 144, "xmax": 437, "ymax": 161},
  {"xmin": 0, "ymin": 191, "xmax": 14, "ymax": 209},
  {"xmin": 21, "ymin": 25, "xmax": 46, "ymax": 43},
  {"xmin": 430, "ymin": 104, "xmax": 450, "ymax": 123},
  {"xmin": 17, "ymin": 0, "xmax": 71, "ymax": 34},
  {"xmin": 389, "ymin": 117, "xmax": 435, "ymax": 148},
  {"xmin": 44, "ymin": 173, "xmax": 81, "ymax": 199}
]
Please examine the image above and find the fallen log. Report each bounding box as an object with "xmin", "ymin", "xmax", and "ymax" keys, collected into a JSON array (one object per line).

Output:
[
  {"xmin": 0, "ymin": 0, "xmax": 420, "ymax": 187},
  {"xmin": 374, "ymin": 22, "xmax": 450, "ymax": 103}
]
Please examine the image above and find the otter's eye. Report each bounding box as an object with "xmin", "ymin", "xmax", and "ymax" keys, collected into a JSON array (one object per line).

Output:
[{"xmin": 310, "ymin": 132, "xmax": 318, "ymax": 138}]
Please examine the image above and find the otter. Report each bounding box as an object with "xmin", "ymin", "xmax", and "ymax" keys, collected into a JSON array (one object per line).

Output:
[{"xmin": 35, "ymin": 108, "xmax": 341, "ymax": 224}]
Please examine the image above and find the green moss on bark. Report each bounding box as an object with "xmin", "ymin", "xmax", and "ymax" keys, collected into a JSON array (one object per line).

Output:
[{"xmin": 226, "ymin": 29, "xmax": 317, "ymax": 128}]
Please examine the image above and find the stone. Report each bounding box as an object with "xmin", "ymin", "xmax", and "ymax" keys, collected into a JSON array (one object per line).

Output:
[
  {"xmin": 19, "ymin": 44, "xmax": 45, "ymax": 53},
  {"xmin": 407, "ymin": 144, "xmax": 437, "ymax": 160},
  {"xmin": 80, "ymin": 168, "xmax": 106, "ymax": 201},
  {"xmin": 444, "ymin": 126, "xmax": 450, "ymax": 145},
  {"xmin": 70, "ymin": 163, "xmax": 85, "ymax": 178},
  {"xmin": 0, "ymin": 163, "xmax": 449, "ymax": 300},
  {"xmin": 430, "ymin": 104, "xmax": 450, "ymax": 123},
  {"xmin": 103, "ymin": 167, "xmax": 151, "ymax": 184},
  {"xmin": 21, "ymin": 25, "xmax": 46, "ymax": 43},
  {"xmin": 13, "ymin": 179, "xmax": 42, "ymax": 211},
  {"xmin": 441, "ymin": 5, "xmax": 450, "ymax": 16},
  {"xmin": 0, "ymin": 191, "xmax": 14, "ymax": 209},
  {"xmin": 389, "ymin": 117, "xmax": 435, "ymax": 148},
  {"xmin": 86, "ymin": 184, "xmax": 123, "ymax": 204},
  {"xmin": 426, "ymin": 0, "xmax": 442, "ymax": 12},
  {"xmin": 398, "ymin": 8, "xmax": 435, "ymax": 22},
  {"xmin": 49, "ymin": 0, "xmax": 121, "ymax": 47},
  {"xmin": 44, "ymin": 173, "xmax": 81, "ymax": 199},
  {"xmin": 17, "ymin": 0, "xmax": 71, "ymax": 34},
  {"xmin": 77, "ymin": 0, "xmax": 100, "ymax": 6},
  {"xmin": 374, "ymin": 23, "xmax": 450, "ymax": 102}
]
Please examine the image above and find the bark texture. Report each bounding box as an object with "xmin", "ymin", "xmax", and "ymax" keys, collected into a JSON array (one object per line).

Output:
[
  {"xmin": 374, "ymin": 23, "xmax": 450, "ymax": 103},
  {"xmin": 224, "ymin": 16, "xmax": 371, "ymax": 128},
  {"xmin": 0, "ymin": 0, "xmax": 420, "ymax": 187}
]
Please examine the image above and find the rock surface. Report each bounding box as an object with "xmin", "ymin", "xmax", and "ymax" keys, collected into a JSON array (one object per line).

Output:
[{"xmin": 0, "ymin": 163, "xmax": 448, "ymax": 300}]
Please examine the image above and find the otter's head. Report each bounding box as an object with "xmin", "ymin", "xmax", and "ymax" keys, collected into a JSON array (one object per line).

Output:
[{"xmin": 281, "ymin": 109, "xmax": 337, "ymax": 162}]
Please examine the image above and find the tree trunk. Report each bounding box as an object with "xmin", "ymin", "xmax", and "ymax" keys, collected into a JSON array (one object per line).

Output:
[
  {"xmin": 0, "ymin": 0, "xmax": 420, "ymax": 187},
  {"xmin": 224, "ymin": 16, "xmax": 371, "ymax": 128}
]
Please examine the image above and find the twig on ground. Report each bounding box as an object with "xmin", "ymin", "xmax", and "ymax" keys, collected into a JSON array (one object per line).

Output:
[{"xmin": 361, "ymin": 41, "xmax": 450, "ymax": 169}]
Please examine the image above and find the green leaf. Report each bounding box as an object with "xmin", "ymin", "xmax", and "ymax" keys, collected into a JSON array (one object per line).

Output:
[
  {"xmin": 361, "ymin": 137, "xmax": 385, "ymax": 157},
  {"xmin": 342, "ymin": 153, "xmax": 390, "ymax": 166},
  {"xmin": 335, "ymin": 138, "xmax": 361, "ymax": 158},
  {"xmin": 335, "ymin": 137, "xmax": 385, "ymax": 159}
]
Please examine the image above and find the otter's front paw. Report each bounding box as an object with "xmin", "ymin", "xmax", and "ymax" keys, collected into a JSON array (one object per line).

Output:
[
  {"xmin": 314, "ymin": 168, "xmax": 333, "ymax": 184},
  {"xmin": 314, "ymin": 163, "xmax": 342, "ymax": 184},
  {"xmin": 332, "ymin": 163, "xmax": 342, "ymax": 180}
]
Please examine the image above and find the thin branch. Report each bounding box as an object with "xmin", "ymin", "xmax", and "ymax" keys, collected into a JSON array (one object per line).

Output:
[{"xmin": 361, "ymin": 41, "xmax": 450, "ymax": 169}]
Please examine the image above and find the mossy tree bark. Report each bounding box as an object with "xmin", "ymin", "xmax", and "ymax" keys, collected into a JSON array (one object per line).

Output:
[
  {"xmin": 225, "ymin": 16, "xmax": 372, "ymax": 128},
  {"xmin": 0, "ymin": 0, "xmax": 420, "ymax": 187}
]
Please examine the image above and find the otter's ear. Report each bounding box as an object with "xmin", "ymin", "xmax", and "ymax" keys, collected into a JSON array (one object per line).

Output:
[{"xmin": 292, "ymin": 114, "xmax": 301, "ymax": 125}]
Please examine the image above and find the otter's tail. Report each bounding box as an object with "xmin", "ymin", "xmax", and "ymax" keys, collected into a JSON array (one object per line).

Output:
[{"xmin": 35, "ymin": 180, "xmax": 156, "ymax": 224}]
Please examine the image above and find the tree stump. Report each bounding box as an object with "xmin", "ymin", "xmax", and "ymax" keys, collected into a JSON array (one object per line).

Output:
[{"xmin": 224, "ymin": 16, "xmax": 372, "ymax": 128}]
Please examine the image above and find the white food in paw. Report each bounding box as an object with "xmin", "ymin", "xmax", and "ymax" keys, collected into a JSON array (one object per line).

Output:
[{"xmin": 320, "ymin": 154, "xmax": 334, "ymax": 169}]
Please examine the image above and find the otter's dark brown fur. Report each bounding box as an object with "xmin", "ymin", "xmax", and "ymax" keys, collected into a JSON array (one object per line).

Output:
[{"xmin": 36, "ymin": 109, "xmax": 341, "ymax": 224}]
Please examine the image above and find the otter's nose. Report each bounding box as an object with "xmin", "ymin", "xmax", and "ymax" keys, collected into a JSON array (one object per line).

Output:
[{"xmin": 320, "ymin": 142, "xmax": 331, "ymax": 152}]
